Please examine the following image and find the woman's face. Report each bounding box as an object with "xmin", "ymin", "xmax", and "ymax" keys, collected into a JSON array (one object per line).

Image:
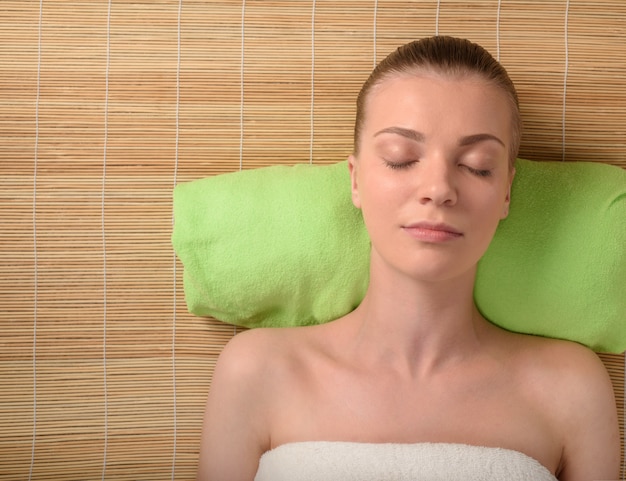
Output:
[{"xmin": 349, "ymin": 72, "xmax": 515, "ymax": 283}]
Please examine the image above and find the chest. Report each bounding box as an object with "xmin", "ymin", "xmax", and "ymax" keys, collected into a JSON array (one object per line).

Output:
[{"xmin": 270, "ymin": 363, "xmax": 561, "ymax": 474}]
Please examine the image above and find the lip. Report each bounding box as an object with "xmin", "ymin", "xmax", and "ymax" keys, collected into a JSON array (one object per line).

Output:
[{"xmin": 402, "ymin": 221, "xmax": 463, "ymax": 243}]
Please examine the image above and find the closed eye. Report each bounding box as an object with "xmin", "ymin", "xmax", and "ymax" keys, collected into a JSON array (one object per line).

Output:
[
  {"xmin": 463, "ymin": 165, "xmax": 492, "ymax": 177},
  {"xmin": 384, "ymin": 159, "xmax": 418, "ymax": 170}
]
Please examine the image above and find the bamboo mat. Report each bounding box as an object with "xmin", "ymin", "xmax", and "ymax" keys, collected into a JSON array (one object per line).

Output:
[{"xmin": 1, "ymin": 1, "xmax": 624, "ymax": 479}]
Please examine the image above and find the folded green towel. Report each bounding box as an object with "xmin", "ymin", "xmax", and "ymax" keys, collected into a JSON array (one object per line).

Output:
[
  {"xmin": 475, "ymin": 159, "xmax": 626, "ymax": 352},
  {"xmin": 173, "ymin": 162, "xmax": 371, "ymax": 328},
  {"xmin": 172, "ymin": 159, "xmax": 626, "ymax": 353}
]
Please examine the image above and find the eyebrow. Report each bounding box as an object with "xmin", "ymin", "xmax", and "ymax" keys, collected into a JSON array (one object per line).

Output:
[
  {"xmin": 374, "ymin": 126, "xmax": 505, "ymax": 148},
  {"xmin": 374, "ymin": 126, "xmax": 425, "ymax": 142},
  {"xmin": 458, "ymin": 133, "xmax": 505, "ymax": 148}
]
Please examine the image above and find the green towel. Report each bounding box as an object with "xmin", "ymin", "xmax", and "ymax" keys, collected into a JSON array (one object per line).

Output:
[
  {"xmin": 173, "ymin": 162, "xmax": 370, "ymax": 328},
  {"xmin": 172, "ymin": 159, "xmax": 626, "ymax": 353},
  {"xmin": 475, "ymin": 159, "xmax": 626, "ymax": 352}
]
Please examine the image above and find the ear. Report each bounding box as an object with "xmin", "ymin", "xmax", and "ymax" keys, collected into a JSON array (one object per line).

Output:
[
  {"xmin": 501, "ymin": 167, "xmax": 515, "ymax": 219},
  {"xmin": 348, "ymin": 154, "xmax": 362, "ymax": 209}
]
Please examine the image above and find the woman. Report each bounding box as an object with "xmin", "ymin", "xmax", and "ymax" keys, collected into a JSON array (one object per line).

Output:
[{"xmin": 197, "ymin": 36, "xmax": 619, "ymax": 480}]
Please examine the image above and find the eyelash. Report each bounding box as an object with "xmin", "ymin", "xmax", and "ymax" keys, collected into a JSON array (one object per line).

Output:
[
  {"xmin": 383, "ymin": 156, "xmax": 493, "ymax": 179},
  {"xmin": 385, "ymin": 161, "xmax": 492, "ymax": 178},
  {"xmin": 383, "ymin": 160, "xmax": 417, "ymax": 170},
  {"xmin": 464, "ymin": 165, "xmax": 492, "ymax": 177}
]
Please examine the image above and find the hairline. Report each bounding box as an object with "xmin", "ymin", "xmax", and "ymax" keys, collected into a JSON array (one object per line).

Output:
[{"xmin": 354, "ymin": 67, "xmax": 521, "ymax": 169}]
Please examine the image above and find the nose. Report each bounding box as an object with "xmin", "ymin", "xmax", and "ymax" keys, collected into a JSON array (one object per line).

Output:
[{"xmin": 416, "ymin": 159, "xmax": 458, "ymax": 206}]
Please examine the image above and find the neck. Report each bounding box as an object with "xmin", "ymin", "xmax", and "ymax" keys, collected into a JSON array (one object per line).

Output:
[{"xmin": 343, "ymin": 257, "xmax": 488, "ymax": 376}]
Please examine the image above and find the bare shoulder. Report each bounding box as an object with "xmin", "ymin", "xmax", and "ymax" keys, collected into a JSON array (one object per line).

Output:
[
  {"xmin": 510, "ymin": 334, "xmax": 614, "ymax": 401},
  {"xmin": 215, "ymin": 325, "xmax": 321, "ymax": 380},
  {"xmin": 509, "ymin": 334, "xmax": 616, "ymax": 418},
  {"xmin": 211, "ymin": 325, "xmax": 328, "ymax": 409},
  {"xmin": 215, "ymin": 327, "xmax": 284, "ymax": 377},
  {"xmin": 198, "ymin": 326, "xmax": 317, "ymax": 481},
  {"xmin": 508, "ymin": 334, "xmax": 620, "ymax": 480}
]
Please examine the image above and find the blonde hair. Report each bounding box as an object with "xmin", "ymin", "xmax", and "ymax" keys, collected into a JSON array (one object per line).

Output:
[{"xmin": 353, "ymin": 36, "xmax": 521, "ymax": 167}]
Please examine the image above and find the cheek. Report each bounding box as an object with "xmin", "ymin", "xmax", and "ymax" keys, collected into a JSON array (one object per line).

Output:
[
  {"xmin": 362, "ymin": 174, "xmax": 411, "ymax": 208},
  {"xmin": 473, "ymin": 189, "xmax": 510, "ymax": 233},
  {"xmin": 357, "ymin": 175, "xmax": 403, "ymax": 229}
]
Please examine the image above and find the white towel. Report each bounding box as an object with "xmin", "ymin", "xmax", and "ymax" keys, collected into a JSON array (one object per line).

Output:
[{"xmin": 254, "ymin": 441, "xmax": 558, "ymax": 481}]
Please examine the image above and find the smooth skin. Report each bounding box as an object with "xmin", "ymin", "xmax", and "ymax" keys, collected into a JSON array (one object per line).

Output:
[{"xmin": 197, "ymin": 73, "xmax": 620, "ymax": 481}]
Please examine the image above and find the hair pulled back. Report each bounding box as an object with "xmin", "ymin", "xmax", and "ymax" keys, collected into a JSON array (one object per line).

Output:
[{"xmin": 353, "ymin": 36, "xmax": 521, "ymax": 166}]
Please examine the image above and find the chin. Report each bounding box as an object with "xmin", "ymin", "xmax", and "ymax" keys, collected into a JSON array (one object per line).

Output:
[{"xmin": 401, "ymin": 261, "xmax": 477, "ymax": 284}]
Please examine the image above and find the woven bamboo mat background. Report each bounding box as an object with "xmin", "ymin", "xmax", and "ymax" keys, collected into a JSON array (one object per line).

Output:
[{"xmin": 1, "ymin": 1, "xmax": 624, "ymax": 479}]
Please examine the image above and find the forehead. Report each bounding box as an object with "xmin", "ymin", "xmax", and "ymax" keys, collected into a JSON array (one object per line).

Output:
[
  {"xmin": 362, "ymin": 72, "xmax": 513, "ymax": 142},
  {"xmin": 367, "ymin": 71, "xmax": 510, "ymax": 115},
  {"xmin": 370, "ymin": 68, "xmax": 500, "ymax": 98}
]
